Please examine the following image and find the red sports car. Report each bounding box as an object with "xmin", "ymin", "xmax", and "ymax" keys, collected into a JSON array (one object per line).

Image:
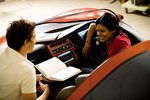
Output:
[{"xmin": 1, "ymin": 8, "xmax": 150, "ymax": 100}]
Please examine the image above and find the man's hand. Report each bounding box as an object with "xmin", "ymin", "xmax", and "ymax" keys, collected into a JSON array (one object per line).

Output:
[
  {"xmin": 36, "ymin": 74, "xmax": 53, "ymax": 82},
  {"xmin": 37, "ymin": 81, "xmax": 50, "ymax": 100}
]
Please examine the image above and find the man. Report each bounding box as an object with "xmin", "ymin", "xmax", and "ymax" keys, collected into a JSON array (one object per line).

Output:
[{"xmin": 0, "ymin": 19, "xmax": 50, "ymax": 100}]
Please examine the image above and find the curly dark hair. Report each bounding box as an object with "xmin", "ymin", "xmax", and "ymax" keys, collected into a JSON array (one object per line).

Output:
[{"xmin": 6, "ymin": 19, "xmax": 35, "ymax": 51}]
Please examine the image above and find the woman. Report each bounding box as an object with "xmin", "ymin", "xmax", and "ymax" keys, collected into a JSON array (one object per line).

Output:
[
  {"xmin": 82, "ymin": 12, "xmax": 131, "ymax": 71},
  {"xmin": 82, "ymin": 12, "xmax": 131, "ymax": 58}
]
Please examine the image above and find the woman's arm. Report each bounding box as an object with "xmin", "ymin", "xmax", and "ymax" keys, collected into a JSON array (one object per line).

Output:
[{"xmin": 82, "ymin": 23, "xmax": 96, "ymax": 58}]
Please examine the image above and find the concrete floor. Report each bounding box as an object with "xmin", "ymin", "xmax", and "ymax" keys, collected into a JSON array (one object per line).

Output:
[{"xmin": 0, "ymin": 0, "xmax": 150, "ymax": 39}]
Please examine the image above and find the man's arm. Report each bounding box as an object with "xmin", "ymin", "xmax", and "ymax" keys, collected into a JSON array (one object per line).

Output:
[
  {"xmin": 22, "ymin": 93, "xmax": 36, "ymax": 100},
  {"xmin": 22, "ymin": 83, "xmax": 50, "ymax": 100},
  {"xmin": 37, "ymin": 82, "xmax": 50, "ymax": 100}
]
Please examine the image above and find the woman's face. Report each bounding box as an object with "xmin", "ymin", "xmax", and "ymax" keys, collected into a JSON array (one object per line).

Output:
[{"xmin": 96, "ymin": 23, "xmax": 113, "ymax": 43}]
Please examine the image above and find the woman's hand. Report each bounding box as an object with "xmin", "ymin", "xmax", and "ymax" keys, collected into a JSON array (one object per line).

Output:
[{"xmin": 89, "ymin": 23, "xmax": 96, "ymax": 36}]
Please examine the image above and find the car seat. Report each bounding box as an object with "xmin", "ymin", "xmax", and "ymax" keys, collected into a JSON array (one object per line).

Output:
[{"xmin": 55, "ymin": 74, "xmax": 90, "ymax": 100}]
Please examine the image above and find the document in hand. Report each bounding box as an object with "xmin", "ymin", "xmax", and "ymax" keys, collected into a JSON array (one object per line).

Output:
[{"xmin": 35, "ymin": 57, "xmax": 82, "ymax": 81}]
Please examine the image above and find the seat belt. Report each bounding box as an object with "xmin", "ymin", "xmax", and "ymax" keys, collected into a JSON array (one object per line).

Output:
[{"xmin": 68, "ymin": 40, "xmax": 150, "ymax": 100}]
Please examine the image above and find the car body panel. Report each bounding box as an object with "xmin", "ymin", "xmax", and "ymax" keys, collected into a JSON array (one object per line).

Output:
[{"xmin": 68, "ymin": 40, "xmax": 150, "ymax": 100}]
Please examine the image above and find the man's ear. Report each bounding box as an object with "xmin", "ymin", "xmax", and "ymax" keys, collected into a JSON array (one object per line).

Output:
[{"xmin": 24, "ymin": 39, "xmax": 29, "ymax": 47}]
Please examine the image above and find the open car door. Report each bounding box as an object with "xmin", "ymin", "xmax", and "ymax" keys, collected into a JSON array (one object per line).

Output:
[{"xmin": 68, "ymin": 40, "xmax": 150, "ymax": 100}]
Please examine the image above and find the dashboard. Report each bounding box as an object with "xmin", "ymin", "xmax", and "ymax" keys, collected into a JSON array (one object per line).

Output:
[
  {"xmin": 47, "ymin": 38, "xmax": 78, "ymax": 65},
  {"xmin": 27, "ymin": 22, "xmax": 90, "ymax": 68}
]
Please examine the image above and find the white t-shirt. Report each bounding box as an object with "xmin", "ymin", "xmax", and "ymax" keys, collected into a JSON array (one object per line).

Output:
[{"xmin": 0, "ymin": 44, "xmax": 36, "ymax": 100}]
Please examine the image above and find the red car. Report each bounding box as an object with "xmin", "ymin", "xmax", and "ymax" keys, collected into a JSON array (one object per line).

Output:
[{"xmin": 1, "ymin": 8, "xmax": 150, "ymax": 100}]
